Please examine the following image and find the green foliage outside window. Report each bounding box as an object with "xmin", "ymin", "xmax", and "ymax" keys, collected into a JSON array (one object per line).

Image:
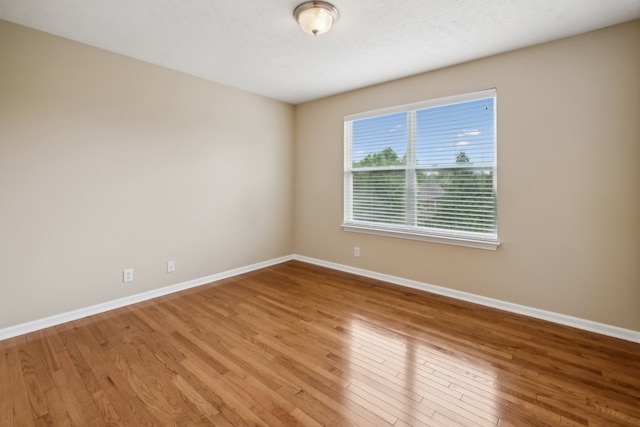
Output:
[
  {"xmin": 352, "ymin": 148, "xmax": 495, "ymax": 233},
  {"xmin": 352, "ymin": 148, "xmax": 406, "ymax": 224}
]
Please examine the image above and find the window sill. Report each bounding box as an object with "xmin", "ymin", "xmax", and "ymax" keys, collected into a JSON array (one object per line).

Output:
[{"xmin": 342, "ymin": 224, "xmax": 500, "ymax": 250}]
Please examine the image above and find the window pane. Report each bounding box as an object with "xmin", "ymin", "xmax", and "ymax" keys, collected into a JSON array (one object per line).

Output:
[
  {"xmin": 417, "ymin": 168, "xmax": 496, "ymax": 233},
  {"xmin": 353, "ymin": 170, "xmax": 406, "ymax": 224},
  {"xmin": 352, "ymin": 112, "xmax": 407, "ymax": 168},
  {"xmin": 416, "ymin": 98, "xmax": 495, "ymax": 166}
]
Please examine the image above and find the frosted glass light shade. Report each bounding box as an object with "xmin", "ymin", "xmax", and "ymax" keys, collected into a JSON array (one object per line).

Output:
[{"xmin": 294, "ymin": 1, "xmax": 339, "ymax": 36}]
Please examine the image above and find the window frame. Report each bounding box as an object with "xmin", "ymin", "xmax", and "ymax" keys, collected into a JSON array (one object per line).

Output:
[{"xmin": 342, "ymin": 89, "xmax": 499, "ymax": 250}]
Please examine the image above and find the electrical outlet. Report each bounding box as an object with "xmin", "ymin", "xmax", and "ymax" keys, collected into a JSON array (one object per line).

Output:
[
  {"xmin": 123, "ymin": 268, "xmax": 134, "ymax": 283},
  {"xmin": 354, "ymin": 247, "xmax": 360, "ymax": 257},
  {"xmin": 167, "ymin": 260, "xmax": 175, "ymax": 273}
]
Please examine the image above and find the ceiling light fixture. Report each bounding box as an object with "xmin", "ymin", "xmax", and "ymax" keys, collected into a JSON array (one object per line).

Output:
[{"xmin": 293, "ymin": 1, "xmax": 339, "ymax": 36}]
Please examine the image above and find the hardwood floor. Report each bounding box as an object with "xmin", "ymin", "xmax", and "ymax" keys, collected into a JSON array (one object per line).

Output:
[{"xmin": 1, "ymin": 260, "xmax": 639, "ymax": 426}]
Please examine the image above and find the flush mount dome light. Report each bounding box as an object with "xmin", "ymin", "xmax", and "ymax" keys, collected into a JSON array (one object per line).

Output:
[{"xmin": 293, "ymin": 1, "xmax": 339, "ymax": 36}]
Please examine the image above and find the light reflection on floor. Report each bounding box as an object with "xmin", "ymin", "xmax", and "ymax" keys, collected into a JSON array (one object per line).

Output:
[{"xmin": 339, "ymin": 317, "xmax": 500, "ymax": 426}]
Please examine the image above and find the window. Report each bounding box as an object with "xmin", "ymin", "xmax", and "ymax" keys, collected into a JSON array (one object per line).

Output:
[{"xmin": 343, "ymin": 89, "xmax": 498, "ymax": 250}]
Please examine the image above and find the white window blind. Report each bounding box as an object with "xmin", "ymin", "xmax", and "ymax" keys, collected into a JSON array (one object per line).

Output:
[{"xmin": 343, "ymin": 89, "xmax": 498, "ymax": 249}]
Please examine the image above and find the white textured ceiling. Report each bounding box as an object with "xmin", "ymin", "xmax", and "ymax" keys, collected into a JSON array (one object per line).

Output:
[{"xmin": 1, "ymin": 0, "xmax": 639, "ymax": 104}]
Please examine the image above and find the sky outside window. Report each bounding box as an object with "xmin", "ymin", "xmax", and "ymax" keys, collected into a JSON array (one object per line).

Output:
[{"xmin": 352, "ymin": 98, "xmax": 495, "ymax": 166}]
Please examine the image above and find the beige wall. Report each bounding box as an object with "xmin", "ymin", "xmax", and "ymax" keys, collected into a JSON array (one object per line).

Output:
[
  {"xmin": 0, "ymin": 20, "xmax": 294, "ymax": 329},
  {"xmin": 294, "ymin": 20, "xmax": 640, "ymax": 331}
]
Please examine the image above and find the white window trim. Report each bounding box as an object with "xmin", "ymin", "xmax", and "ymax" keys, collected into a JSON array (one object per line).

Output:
[
  {"xmin": 344, "ymin": 89, "xmax": 497, "ymax": 122},
  {"xmin": 343, "ymin": 89, "xmax": 499, "ymax": 250},
  {"xmin": 341, "ymin": 223, "xmax": 500, "ymax": 250}
]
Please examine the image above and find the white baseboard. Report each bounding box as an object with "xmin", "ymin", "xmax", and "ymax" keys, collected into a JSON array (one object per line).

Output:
[
  {"xmin": 293, "ymin": 255, "xmax": 640, "ymax": 344},
  {"xmin": 0, "ymin": 255, "xmax": 294, "ymax": 342},
  {"xmin": 2, "ymin": 253, "xmax": 638, "ymax": 344}
]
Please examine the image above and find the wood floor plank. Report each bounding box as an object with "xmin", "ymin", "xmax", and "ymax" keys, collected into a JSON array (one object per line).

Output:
[
  {"xmin": 1, "ymin": 260, "xmax": 639, "ymax": 426},
  {"xmin": 346, "ymin": 381, "xmax": 435, "ymax": 426},
  {"xmin": 40, "ymin": 387, "xmax": 72, "ymax": 427},
  {"xmin": 5, "ymin": 337, "xmax": 37, "ymax": 427},
  {"xmin": 89, "ymin": 389, "xmax": 121, "ymax": 425},
  {"xmin": 19, "ymin": 345, "xmax": 50, "ymax": 420}
]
